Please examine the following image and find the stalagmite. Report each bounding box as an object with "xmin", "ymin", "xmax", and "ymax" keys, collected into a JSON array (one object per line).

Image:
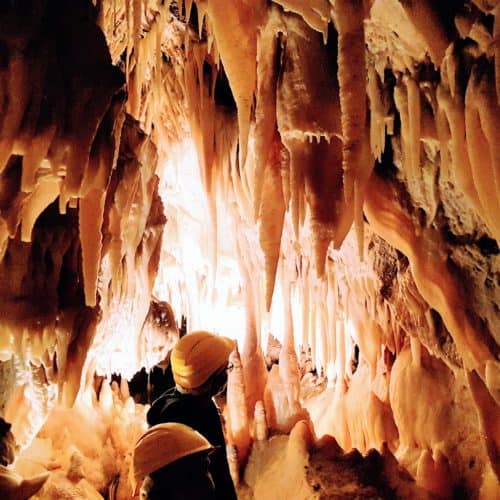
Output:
[
  {"xmin": 226, "ymin": 347, "xmax": 251, "ymax": 468},
  {"xmin": 335, "ymin": 315, "xmax": 346, "ymax": 382},
  {"xmin": 325, "ymin": 266, "xmax": 337, "ymax": 382},
  {"xmin": 410, "ymin": 336, "xmax": 421, "ymax": 368},
  {"xmin": 254, "ymin": 400, "xmax": 268, "ymax": 442},
  {"xmin": 278, "ymin": 261, "xmax": 302, "ymax": 415},
  {"xmin": 415, "ymin": 449, "xmax": 453, "ymax": 498},
  {"xmin": 467, "ymin": 370, "xmax": 500, "ymax": 479},
  {"xmin": 0, "ymin": 468, "xmax": 49, "ymax": 500},
  {"xmin": 226, "ymin": 443, "xmax": 240, "ymax": 487},
  {"xmin": 238, "ymin": 241, "xmax": 268, "ymax": 419}
]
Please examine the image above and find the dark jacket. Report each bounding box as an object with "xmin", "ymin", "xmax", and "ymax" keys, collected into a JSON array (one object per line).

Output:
[
  {"xmin": 147, "ymin": 387, "xmax": 237, "ymax": 500},
  {"xmin": 147, "ymin": 452, "xmax": 216, "ymax": 500}
]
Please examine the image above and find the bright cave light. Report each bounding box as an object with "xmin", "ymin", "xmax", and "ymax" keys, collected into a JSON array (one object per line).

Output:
[{"xmin": 154, "ymin": 139, "xmax": 247, "ymax": 348}]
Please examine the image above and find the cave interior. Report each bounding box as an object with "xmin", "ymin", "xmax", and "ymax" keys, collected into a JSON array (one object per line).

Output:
[{"xmin": 0, "ymin": 0, "xmax": 499, "ymax": 498}]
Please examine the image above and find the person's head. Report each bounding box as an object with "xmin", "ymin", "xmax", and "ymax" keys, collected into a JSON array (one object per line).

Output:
[
  {"xmin": 133, "ymin": 422, "xmax": 215, "ymax": 499},
  {"xmin": 170, "ymin": 331, "xmax": 235, "ymax": 396}
]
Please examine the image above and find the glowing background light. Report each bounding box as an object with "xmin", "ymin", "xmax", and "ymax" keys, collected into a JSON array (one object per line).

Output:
[{"xmin": 154, "ymin": 139, "xmax": 248, "ymax": 348}]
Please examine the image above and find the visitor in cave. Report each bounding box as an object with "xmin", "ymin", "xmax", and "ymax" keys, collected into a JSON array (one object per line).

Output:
[
  {"xmin": 147, "ymin": 330, "xmax": 237, "ymax": 500},
  {"xmin": 128, "ymin": 354, "xmax": 176, "ymax": 404},
  {"xmin": 149, "ymin": 350, "xmax": 176, "ymax": 401},
  {"xmin": 134, "ymin": 422, "xmax": 216, "ymax": 499}
]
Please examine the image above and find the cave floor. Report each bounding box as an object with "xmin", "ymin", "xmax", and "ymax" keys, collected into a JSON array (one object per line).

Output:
[
  {"xmin": 306, "ymin": 445, "xmax": 396, "ymax": 499},
  {"xmin": 236, "ymin": 434, "xmax": 418, "ymax": 500}
]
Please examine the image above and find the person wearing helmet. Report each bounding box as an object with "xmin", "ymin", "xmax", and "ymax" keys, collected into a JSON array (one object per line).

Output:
[
  {"xmin": 147, "ymin": 331, "xmax": 237, "ymax": 500},
  {"xmin": 133, "ymin": 422, "xmax": 215, "ymax": 499}
]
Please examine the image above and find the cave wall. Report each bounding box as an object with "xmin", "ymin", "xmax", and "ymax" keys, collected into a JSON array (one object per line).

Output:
[{"xmin": 0, "ymin": 0, "xmax": 165, "ymax": 448}]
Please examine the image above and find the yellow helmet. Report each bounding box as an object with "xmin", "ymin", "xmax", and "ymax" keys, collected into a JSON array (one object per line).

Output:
[
  {"xmin": 171, "ymin": 331, "xmax": 236, "ymax": 389},
  {"xmin": 133, "ymin": 423, "xmax": 213, "ymax": 487}
]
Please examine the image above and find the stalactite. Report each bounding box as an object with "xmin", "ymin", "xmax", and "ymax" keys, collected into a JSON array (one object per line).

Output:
[
  {"xmin": 364, "ymin": 173, "xmax": 495, "ymax": 375},
  {"xmin": 405, "ymin": 75, "xmax": 421, "ymax": 182},
  {"xmin": 259, "ymin": 136, "xmax": 286, "ymax": 311},
  {"xmin": 367, "ymin": 65, "xmax": 388, "ymax": 161},
  {"xmin": 184, "ymin": 0, "xmax": 194, "ymax": 24},
  {"xmin": 435, "ymin": 104, "xmax": 451, "ymax": 179},
  {"xmin": 128, "ymin": 0, "xmax": 142, "ymax": 117},
  {"xmin": 0, "ymin": 53, "xmax": 30, "ymax": 173},
  {"xmin": 331, "ymin": 0, "xmax": 373, "ymax": 260},
  {"xmin": 206, "ymin": 0, "xmax": 265, "ymax": 168},
  {"xmin": 332, "ymin": 0, "xmax": 369, "ymax": 201},
  {"xmin": 495, "ymin": 5, "xmax": 500, "ymax": 104},
  {"xmin": 20, "ymin": 178, "xmax": 61, "ymax": 243},
  {"xmin": 397, "ymin": 0, "xmax": 449, "ymax": 67},
  {"xmin": 464, "ymin": 63, "xmax": 500, "ymax": 240},
  {"xmin": 277, "ymin": 14, "xmax": 354, "ymax": 274},
  {"xmin": 253, "ymin": 7, "xmax": 282, "ymax": 222},
  {"xmin": 183, "ymin": 40, "xmax": 224, "ymax": 277},
  {"xmin": 273, "ymin": 0, "xmax": 330, "ymax": 40},
  {"xmin": 79, "ymin": 189, "xmax": 106, "ymax": 307},
  {"xmin": 436, "ymin": 83, "xmax": 483, "ymax": 217}
]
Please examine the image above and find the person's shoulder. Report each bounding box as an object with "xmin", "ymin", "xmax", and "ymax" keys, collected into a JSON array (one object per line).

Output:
[
  {"xmin": 147, "ymin": 387, "xmax": 181, "ymax": 423},
  {"xmin": 151, "ymin": 387, "xmax": 181, "ymax": 407}
]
